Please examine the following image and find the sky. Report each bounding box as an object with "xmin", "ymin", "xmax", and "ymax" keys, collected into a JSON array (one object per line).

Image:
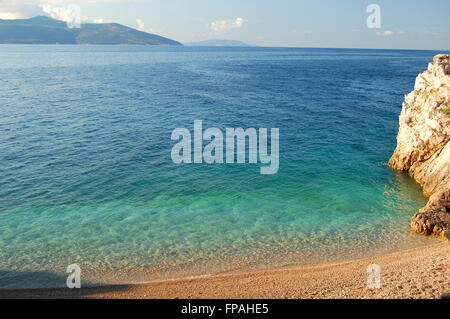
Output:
[{"xmin": 0, "ymin": 0, "xmax": 449, "ymax": 50}]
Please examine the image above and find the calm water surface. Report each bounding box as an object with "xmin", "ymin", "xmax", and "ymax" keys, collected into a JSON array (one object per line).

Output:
[{"xmin": 0, "ymin": 46, "xmax": 439, "ymax": 288}]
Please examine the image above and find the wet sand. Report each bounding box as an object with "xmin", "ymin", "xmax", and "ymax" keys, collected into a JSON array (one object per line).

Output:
[{"xmin": 1, "ymin": 242, "xmax": 448, "ymax": 299}]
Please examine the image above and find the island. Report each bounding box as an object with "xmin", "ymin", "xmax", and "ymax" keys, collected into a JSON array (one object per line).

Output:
[
  {"xmin": 0, "ymin": 16, "xmax": 182, "ymax": 45},
  {"xmin": 184, "ymin": 39, "xmax": 252, "ymax": 47}
]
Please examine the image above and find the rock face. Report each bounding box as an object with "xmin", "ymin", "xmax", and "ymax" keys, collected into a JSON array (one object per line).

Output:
[{"xmin": 389, "ymin": 54, "xmax": 450, "ymax": 241}]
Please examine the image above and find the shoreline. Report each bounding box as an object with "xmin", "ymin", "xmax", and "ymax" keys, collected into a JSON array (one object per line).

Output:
[{"xmin": 1, "ymin": 242, "xmax": 448, "ymax": 299}]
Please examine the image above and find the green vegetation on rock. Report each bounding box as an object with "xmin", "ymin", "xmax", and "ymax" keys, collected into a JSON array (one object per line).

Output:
[{"xmin": 442, "ymin": 107, "xmax": 450, "ymax": 117}]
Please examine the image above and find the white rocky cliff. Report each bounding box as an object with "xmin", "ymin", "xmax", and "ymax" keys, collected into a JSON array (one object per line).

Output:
[{"xmin": 389, "ymin": 54, "xmax": 450, "ymax": 241}]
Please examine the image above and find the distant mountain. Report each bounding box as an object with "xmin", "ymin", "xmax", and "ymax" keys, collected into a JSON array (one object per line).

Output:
[
  {"xmin": 184, "ymin": 39, "xmax": 253, "ymax": 47},
  {"xmin": 0, "ymin": 16, "xmax": 182, "ymax": 45}
]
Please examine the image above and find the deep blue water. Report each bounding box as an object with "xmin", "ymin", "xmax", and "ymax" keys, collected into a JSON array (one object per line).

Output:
[{"xmin": 0, "ymin": 46, "xmax": 441, "ymax": 288}]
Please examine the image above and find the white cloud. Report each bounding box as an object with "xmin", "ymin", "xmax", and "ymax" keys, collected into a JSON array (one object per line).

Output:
[
  {"xmin": 41, "ymin": 3, "xmax": 74, "ymax": 21},
  {"xmin": 234, "ymin": 17, "xmax": 245, "ymax": 27},
  {"xmin": 0, "ymin": 11, "xmax": 22, "ymax": 19},
  {"xmin": 210, "ymin": 17, "xmax": 246, "ymax": 33},
  {"xmin": 374, "ymin": 29, "xmax": 398, "ymax": 36},
  {"xmin": 136, "ymin": 18, "xmax": 145, "ymax": 31},
  {"xmin": 135, "ymin": 17, "xmax": 161, "ymax": 34},
  {"xmin": 0, "ymin": 1, "xmax": 106, "ymax": 22},
  {"xmin": 0, "ymin": 0, "xmax": 43, "ymax": 19},
  {"xmin": 41, "ymin": 3, "xmax": 104, "ymax": 24}
]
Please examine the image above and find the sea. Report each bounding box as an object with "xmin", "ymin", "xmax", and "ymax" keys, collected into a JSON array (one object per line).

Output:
[{"xmin": 0, "ymin": 45, "xmax": 442, "ymax": 288}]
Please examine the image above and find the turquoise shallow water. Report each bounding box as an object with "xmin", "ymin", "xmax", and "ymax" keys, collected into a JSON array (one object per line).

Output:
[{"xmin": 0, "ymin": 46, "xmax": 440, "ymax": 288}]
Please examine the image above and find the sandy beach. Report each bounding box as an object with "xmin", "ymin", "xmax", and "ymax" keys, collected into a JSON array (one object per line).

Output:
[{"xmin": 1, "ymin": 242, "xmax": 448, "ymax": 299}]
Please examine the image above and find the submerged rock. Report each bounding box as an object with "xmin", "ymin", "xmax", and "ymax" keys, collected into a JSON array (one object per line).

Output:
[{"xmin": 389, "ymin": 54, "xmax": 450, "ymax": 241}]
